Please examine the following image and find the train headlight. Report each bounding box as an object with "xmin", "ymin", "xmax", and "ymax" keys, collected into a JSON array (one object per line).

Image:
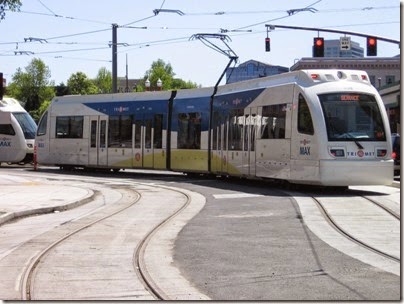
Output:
[
  {"xmin": 27, "ymin": 143, "xmax": 33, "ymax": 148},
  {"xmin": 329, "ymin": 148, "xmax": 345, "ymax": 157}
]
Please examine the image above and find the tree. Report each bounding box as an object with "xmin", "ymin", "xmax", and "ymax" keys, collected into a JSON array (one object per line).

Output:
[
  {"xmin": 55, "ymin": 82, "xmax": 70, "ymax": 96},
  {"xmin": 139, "ymin": 59, "xmax": 198, "ymax": 91},
  {"xmin": 7, "ymin": 58, "xmax": 55, "ymax": 120},
  {"xmin": 171, "ymin": 78, "xmax": 200, "ymax": 90},
  {"xmin": 0, "ymin": 0, "xmax": 21, "ymax": 20},
  {"xmin": 67, "ymin": 72, "xmax": 98, "ymax": 95},
  {"xmin": 143, "ymin": 59, "xmax": 174, "ymax": 91},
  {"xmin": 94, "ymin": 67, "xmax": 112, "ymax": 94}
]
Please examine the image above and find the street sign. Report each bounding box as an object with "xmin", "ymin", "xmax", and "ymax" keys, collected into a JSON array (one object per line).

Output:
[{"xmin": 340, "ymin": 36, "xmax": 351, "ymax": 51}]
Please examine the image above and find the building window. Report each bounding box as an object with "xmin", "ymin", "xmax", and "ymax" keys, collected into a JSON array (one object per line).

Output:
[
  {"xmin": 247, "ymin": 63, "xmax": 254, "ymax": 76},
  {"xmin": 386, "ymin": 75, "xmax": 395, "ymax": 85}
]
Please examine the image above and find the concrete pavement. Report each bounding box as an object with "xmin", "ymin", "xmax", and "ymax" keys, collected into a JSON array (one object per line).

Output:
[{"xmin": 0, "ymin": 175, "xmax": 94, "ymax": 226}]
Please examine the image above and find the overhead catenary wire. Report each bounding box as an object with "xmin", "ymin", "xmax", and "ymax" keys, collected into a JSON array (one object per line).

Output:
[{"xmin": 1, "ymin": 1, "xmax": 399, "ymax": 83}]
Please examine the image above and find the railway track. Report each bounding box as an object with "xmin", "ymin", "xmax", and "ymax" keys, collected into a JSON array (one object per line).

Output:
[
  {"xmin": 17, "ymin": 181, "xmax": 195, "ymax": 300},
  {"xmin": 307, "ymin": 192, "xmax": 400, "ymax": 265}
]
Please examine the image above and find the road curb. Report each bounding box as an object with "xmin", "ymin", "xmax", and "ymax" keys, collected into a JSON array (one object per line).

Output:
[
  {"xmin": 390, "ymin": 181, "xmax": 400, "ymax": 189},
  {"xmin": 0, "ymin": 189, "xmax": 96, "ymax": 227}
]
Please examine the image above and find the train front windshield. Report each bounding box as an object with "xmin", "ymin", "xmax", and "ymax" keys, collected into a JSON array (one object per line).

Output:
[
  {"xmin": 12, "ymin": 112, "xmax": 37, "ymax": 139},
  {"xmin": 319, "ymin": 93, "xmax": 386, "ymax": 142}
]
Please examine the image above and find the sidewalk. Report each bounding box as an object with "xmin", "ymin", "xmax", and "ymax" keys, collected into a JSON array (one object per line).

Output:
[{"xmin": 0, "ymin": 175, "xmax": 94, "ymax": 226}]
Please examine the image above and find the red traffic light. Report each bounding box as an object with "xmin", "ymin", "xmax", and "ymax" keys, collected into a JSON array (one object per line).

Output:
[
  {"xmin": 366, "ymin": 36, "xmax": 377, "ymax": 56},
  {"xmin": 315, "ymin": 38, "xmax": 323, "ymax": 47},
  {"xmin": 368, "ymin": 37, "xmax": 376, "ymax": 46},
  {"xmin": 265, "ymin": 37, "xmax": 270, "ymax": 52},
  {"xmin": 313, "ymin": 37, "xmax": 324, "ymax": 57}
]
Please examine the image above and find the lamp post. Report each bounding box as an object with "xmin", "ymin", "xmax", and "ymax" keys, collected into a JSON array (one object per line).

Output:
[
  {"xmin": 157, "ymin": 78, "xmax": 162, "ymax": 91},
  {"xmin": 145, "ymin": 78, "xmax": 150, "ymax": 91}
]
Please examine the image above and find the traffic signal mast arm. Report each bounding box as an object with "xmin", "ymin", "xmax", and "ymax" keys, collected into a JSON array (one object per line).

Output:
[{"xmin": 265, "ymin": 24, "xmax": 400, "ymax": 46}]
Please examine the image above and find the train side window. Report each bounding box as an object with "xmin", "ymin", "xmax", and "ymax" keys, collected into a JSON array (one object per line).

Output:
[
  {"xmin": 145, "ymin": 119, "xmax": 152, "ymax": 149},
  {"xmin": 297, "ymin": 94, "xmax": 314, "ymax": 135},
  {"xmin": 55, "ymin": 116, "xmax": 83, "ymax": 138},
  {"xmin": 134, "ymin": 120, "xmax": 141, "ymax": 149},
  {"xmin": 177, "ymin": 112, "xmax": 201, "ymax": 149},
  {"xmin": 37, "ymin": 111, "xmax": 48, "ymax": 136},
  {"xmin": 0, "ymin": 124, "xmax": 15, "ymax": 135},
  {"xmin": 261, "ymin": 104, "xmax": 286, "ymax": 139},
  {"xmin": 229, "ymin": 109, "xmax": 243, "ymax": 150},
  {"xmin": 100, "ymin": 120, "xmax": 106, "ymax": 148},
  {"xmin": 153, "ymin": 114, "xmax": 163, "ymax": 149},
  {"xmin": 108, "ymin": 115, "xmax": 132, "ymax": 148},
  {"xmin": 90, "ymin": 121, "xmax": 97, "ymax": 148}
]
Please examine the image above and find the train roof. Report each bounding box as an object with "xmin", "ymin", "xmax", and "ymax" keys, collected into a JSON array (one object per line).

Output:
[
  {"xmin": 216, "ymin": 69, "xmax": 371, "ymax": 95},
  {"xmin": 0, "ymin": 97, "xmax": 26, "ymax": 112},
  {"xmin": 50, "ymin": 69, "xmax": 372, "ymax": 105}
]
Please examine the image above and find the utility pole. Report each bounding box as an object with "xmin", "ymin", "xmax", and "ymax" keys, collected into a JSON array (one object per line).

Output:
[
  {"xmin": 125, "ymin": 54, "xmax": 129, "ymax": 92},
  {"xmin": 112, "ymin": 23, "xmax": 118, "ymax": 93}
]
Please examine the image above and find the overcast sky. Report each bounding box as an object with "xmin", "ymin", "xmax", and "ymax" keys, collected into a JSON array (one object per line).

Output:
[{"xmin": 1, "ymin": 0, "xmax": 400, "ymax": 87}]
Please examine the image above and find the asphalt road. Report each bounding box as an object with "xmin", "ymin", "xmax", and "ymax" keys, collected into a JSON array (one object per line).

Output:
[{"xmin": 0, "ymin": 167, "xmax": 400, "ymax": 301}]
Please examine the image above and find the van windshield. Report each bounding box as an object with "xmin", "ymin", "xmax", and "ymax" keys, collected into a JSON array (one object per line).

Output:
[
  {"xmin": 12, "ymin": 112, "xmax": 37, "ymax": 139},
  {"xmin": 319, "ymin": 93, "xmax": 386, "ymax": 142}
]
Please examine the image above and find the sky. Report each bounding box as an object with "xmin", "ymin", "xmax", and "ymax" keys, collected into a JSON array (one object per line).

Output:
[{"xmin": 0, "ymin": 0, "xmax": 401, "ymax": 88}]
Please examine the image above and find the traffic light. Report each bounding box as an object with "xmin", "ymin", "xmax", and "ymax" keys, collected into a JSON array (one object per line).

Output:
[
  {"xmin": 313, "ymin": 37, "xmax": 324, "ymax": 57},
  {"xmin": 366, "ymin": 36, "xmax": 377, "ymax": 56},
  {"xmin": 265, "ymin": 37, "xmax": 270, "ymax": 52}
]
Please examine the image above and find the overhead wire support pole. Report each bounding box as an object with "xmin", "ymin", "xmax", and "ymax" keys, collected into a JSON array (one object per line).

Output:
[
  {"xmin": 265, "ymin": 24, "xmax": 400, "ymax": 46},
  {"xmin": 112, "ymin": 23, "xmax": 118, "ymax": 93}
]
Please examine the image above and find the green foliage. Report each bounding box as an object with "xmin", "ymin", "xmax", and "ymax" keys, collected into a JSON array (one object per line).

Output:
[
  {"xmin": 0, "ymin": 0, "xmax": 22, "ymax": 20},
  {"xmin": 139, "ymin": 59, "xmax": 198, "ymax": 91},
  {"xmin": 7, "ymin": 58, "xmax": 55, "ymax": 113},
  {"xmin": 67, "ymin": 72, "xmax": 98, "ymax": 95},
  {"xmin": 6, "ymin": 57, "xmax": 200, "ymax": 121},
  {"xmin": 94, "ymin": 67, "xmax": 112, "ymax": 94},
  {"xmin": 29, "ymin": 99, "xmax": 51, "ymax": 122}
]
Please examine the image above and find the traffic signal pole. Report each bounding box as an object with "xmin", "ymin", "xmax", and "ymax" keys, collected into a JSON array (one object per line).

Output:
[{"xmin": 265, "ymin": 24, "xmax": 400, "ymax": 46}]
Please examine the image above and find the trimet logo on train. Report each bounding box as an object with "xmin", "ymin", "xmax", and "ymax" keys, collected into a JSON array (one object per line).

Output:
[
  {"xmin": 347, "ymin": 150, "xmax": 375, "ymax": 158},
  {"xmin": 114, "ymin": 106, "xmax": 129, "ymax": 113}
]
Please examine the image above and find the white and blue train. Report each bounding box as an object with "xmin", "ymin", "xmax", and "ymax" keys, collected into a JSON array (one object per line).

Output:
[
  {"xmin": 0, "ymin": 97, "xmax": 37, "ymax": 164},
  {"xmin": 35, "ymin": 69, "xmax": 394, "ymax": 186}
]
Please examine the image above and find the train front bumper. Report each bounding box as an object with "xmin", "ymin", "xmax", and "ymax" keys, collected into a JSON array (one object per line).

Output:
[{"xmin": 319, "ymin": 159, "xmax": 394, "ymax": 186}]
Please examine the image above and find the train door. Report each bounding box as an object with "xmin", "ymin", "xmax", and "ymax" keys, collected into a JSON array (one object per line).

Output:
[
  {"xmin": 241, "ymin": 108, "xmax": 258, "ymax": 177},
  {"xmin": 89, "ymin": 116, "xmax": 108, "ymax": 167},
  {"xmin": 133, "ymin": 116, "xmax": 154, "ymax": 169},
  {"xmin": 211, "ymin": 113, "xmax": 228, "ymax": 174},
  {"xmin": 217, "ymin": 116, "xmax": 229, "ymax": 174}
]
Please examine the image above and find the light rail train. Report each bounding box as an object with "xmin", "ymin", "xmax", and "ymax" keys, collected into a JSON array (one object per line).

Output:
[
  {"xmin": 35, "ymin": 69, "xmax": 393, "ymax": 186},
  {"xmin": 0, "ymin": 97, "xmax": 37, "ymax": 164}
]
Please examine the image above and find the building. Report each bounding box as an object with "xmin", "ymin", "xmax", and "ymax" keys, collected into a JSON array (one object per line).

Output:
[
  {"xmin": 117, "ymin": 77, "xmax": 141, "ymax": 93},
  {"xmin": 379, "ymin": 81, "xmax": 401, "ymax": 134},
  {"xmin": 324, "ymin": 39, "xmax": 364, "ymax": 58},
  {"xmin": 226, "ymin": 60, "xmax": 289, "ymax": 84}
]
